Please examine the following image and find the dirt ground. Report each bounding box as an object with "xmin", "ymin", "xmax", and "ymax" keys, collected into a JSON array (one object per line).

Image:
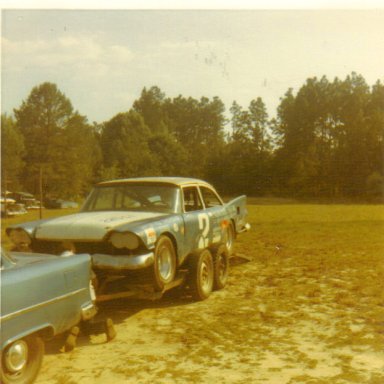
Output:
[{"xmin": 33, "ymin": 205, "xmax": 384, "ymax": 384}]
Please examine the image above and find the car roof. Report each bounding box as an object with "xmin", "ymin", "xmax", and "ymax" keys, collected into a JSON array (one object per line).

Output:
[{"xmin": 97, "ymin": 177, "xmax": 214, "ymax": 188}]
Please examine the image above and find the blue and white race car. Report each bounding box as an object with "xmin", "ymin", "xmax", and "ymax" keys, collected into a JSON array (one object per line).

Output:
[{"xmin": 6, "ymin": 177, "xmax": 250, "ymax": 300}]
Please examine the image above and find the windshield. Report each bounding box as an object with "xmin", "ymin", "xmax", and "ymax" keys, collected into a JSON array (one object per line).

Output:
[
  {"xmin": 82, "ymin": 183, "xmax": 181, "ymax": 214},
  {"xmin": 1, "ymin": 247, "xmax": 16, "ymax": 269}
]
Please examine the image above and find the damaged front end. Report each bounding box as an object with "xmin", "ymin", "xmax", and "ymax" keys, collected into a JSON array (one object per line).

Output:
[
  {"xmin": 91, "ymin": 251, "xmax": 154, "ymax": 271},
  {"xmin": 25, "ymin": 229, "xmax": 155, "ymax": 274}
]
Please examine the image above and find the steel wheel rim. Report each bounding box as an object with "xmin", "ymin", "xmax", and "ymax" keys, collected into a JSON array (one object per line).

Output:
[
  {"xmin": 158, "ymin": 246, "xmax": 172, "ymax": 281},
  {"xmin": 5, "ymin": 340, "xmax": 28, "ymax": 373},
  {"xmin": 217, "ymin": 253, "xmax": 226, "ymax": 279},
  {"xmin": 200, "ymin": 258, "xmax": 213, "ymax": 294},
  {"xmin": 226, "ymin": 225, "xmax": 234, "ymax": 252}
]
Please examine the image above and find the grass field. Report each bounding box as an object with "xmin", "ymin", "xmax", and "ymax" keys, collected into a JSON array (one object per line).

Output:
[{"xmin": 1, "ymin": 203, "xmax": 384, "ymax": 383}]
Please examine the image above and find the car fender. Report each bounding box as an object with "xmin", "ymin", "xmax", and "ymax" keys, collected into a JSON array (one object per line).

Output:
[
  {"xmin": 109, "ymin": 214, "xmax": 185, "ymax": 256},
  {"xmin": 1, "ymin": 323, "xmax": 55, "ymax": 351}
]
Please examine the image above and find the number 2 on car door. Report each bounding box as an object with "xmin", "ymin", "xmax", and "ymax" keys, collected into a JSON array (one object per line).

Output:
[{"xmin": 198, "ymin": 213, "xmax": 209, "ymax": 248}]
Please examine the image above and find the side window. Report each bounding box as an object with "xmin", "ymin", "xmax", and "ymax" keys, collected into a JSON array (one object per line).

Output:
[
  {"xmin": 183, "ymin": 187, "xmax": 203, "ymax": 212},
  {"xmin": 200, "ymin": 187, "xmax": 222, "ymax": 208}
]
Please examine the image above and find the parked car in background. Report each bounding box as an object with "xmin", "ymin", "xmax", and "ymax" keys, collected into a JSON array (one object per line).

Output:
[
  {"xmin": 44, "ymin": 198, "xmax": 79, "ymax": 209},
  {"xmin": 1, "ymin": 196, "xmax": 27, "ymax": 218},
  {"xmin": 0, "ymin": 247, "xmax": 97, "ymax": 384},
  {"xmin": 6, "ymin": 177, "xmax": 250, "ymax": 300},
  {"xmin": 2, "ymin": 203, "xmax": 28, "ymax": 218},
  {"xmin": 8, "ymin": 192, "xmax": 42, "ymax": 210}
]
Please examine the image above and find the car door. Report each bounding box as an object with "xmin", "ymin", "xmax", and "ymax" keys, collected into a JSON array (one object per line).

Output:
[
  {"xmin": 181, "ymin": 185, "xmax": 210, "ymax": 256},
  {"xmin": 198, "ymin": 185, "xmax": 227, "ymax": 246}
]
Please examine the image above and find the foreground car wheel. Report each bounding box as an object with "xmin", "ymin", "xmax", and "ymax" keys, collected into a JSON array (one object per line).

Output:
[
  {"xmin": 1, "ymin": 335, "xmax": 44, "ymax": 384},
  {"xmin": 153, "ymin": 236, "xmax": 176, "ymax": 291},
  {"xmin": 213, "ymin": 244, "xmax": 230, "ymax": 290},
  {"xmin": 188, "ymin": 249, "xmax": 214, "ymax": 301}
]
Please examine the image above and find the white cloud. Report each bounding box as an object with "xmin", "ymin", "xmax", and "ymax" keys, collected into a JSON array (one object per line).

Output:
[{"xmin": 2, "ymin": 35, "xmax": 134, "ymax": 71}]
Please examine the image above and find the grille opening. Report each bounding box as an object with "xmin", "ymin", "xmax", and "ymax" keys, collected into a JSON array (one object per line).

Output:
[{"xmin": 32, "ymin": 240, "xmax": 147, "ymax": 256}]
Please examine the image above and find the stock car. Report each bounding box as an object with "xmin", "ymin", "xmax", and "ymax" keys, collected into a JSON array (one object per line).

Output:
[
  {"xmin": 6, "ymin": 177, "xmax": 250, "ymax": 300},
  {"xmin": 0, "ymin": 247, "xmax": 97, "ymax": 384}
]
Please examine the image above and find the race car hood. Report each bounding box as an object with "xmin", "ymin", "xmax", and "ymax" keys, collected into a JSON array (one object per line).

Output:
[{"xmin": 35, "ymin": 211, "xmax": 167, "ymax": 240}]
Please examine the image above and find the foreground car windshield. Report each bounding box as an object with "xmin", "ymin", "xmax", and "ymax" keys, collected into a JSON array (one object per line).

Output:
[{"xmin": 82, "ymin": 184, "xmax": 180, "ymax": 213}]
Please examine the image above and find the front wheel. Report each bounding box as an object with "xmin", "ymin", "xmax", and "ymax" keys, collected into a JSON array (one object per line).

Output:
[
  {"xmin": 1, "ymin": 335, "xmax": 44, "ymax": 384},
  {"xmin": 188, "ymin": 249, "xmax": 214, "ymax": 301},
  {"xmin": 153, "ymin": 235, "xmax": 177, "ymax": 291}
]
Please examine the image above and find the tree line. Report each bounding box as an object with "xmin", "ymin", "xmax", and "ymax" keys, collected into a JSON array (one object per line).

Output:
[{"xmin": 2, "ymin": 73, "xmax": 383, "ymax": 201}]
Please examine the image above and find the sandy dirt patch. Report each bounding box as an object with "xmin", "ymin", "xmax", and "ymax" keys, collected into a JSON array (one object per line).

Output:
[{"xmin": 36, "ymin": 254, "xmax": 383, "ymax": 384}]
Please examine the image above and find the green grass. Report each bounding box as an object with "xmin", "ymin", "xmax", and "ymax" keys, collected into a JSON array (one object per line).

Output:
[{"xmin": 238, "ymin": 204, "xmax": 384, "ymax": 264}]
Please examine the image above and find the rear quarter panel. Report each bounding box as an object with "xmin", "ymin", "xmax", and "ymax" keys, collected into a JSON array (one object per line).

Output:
[
  {"xmin": 224, "ymin": 195, "xmax": 248, "ymax": 233},
  {"xmin": 1, "ymin": 254, "xmax": 93, "ymax": 349}
]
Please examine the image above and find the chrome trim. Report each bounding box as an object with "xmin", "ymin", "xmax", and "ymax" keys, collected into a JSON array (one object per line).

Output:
[
  {"xmin": 0, "ymin": 288, "xmax": 88, "ymax": 323},
  {"xmin": 4, "ymin": 340, "xmax": 28, "ymax": 372},
  {"xmin": 91, "ymin": 252, "xmax": 154, "ymax": 270}
]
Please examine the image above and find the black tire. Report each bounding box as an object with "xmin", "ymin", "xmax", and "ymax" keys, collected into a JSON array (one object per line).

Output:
[
  {"xmin": 1, "ymin": 335, "xmax": 44, "ymax": 384},
  {"xmin": 224, "ymin": 222, "xmax": 235, "ymax": 255},
  {"xmin": 188, "ymin": 249, "xmax": 214, "ymax": 301},
  {"xmin": 153, "ymin": 235, "xmax": 177, "ymax": 291},
  {"xmin": 213, "ymin": 244, "xmax": 230, "ymax": 290}
]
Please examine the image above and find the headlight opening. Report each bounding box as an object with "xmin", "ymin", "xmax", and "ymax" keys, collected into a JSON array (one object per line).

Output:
[
  {"xmin": 8, "ymin": 229, "xmax": 32, "ymax": 248},
  {"xmin": 109, "ymin": 232, "xmax": 140, "ymax": 250}
]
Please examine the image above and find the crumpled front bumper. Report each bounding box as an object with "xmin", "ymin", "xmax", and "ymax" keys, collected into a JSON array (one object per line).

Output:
[
  {"xmin": 91, "ymin": 252, "xmax": 154, "ymax": 271},
  {"xmin": 81, "ymin": 301, "xmax": 97, "ymax": 321}
]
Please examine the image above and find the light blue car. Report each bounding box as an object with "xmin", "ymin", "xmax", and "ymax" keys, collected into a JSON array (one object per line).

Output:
[
  {"xmin": 6, "ymin": 177, "xmax": 250, "ymax": 301},
  {"xmin": 0, "ymin": 248, "xmax": 97, "ymax": 384}
]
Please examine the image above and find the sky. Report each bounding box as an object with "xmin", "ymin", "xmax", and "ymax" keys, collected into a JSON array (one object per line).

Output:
[{"xmin": 2, "ymin": 8, "xmax": 384, "ymax": 124}]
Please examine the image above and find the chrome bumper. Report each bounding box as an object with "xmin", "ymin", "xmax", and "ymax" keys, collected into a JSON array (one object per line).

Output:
[
  {"xmin": 81, "ymin": 302, "xmax": 97, "ymax": 321},
  {"xmin": 237, "ymin": 223, "xmax": 251, "ymax": 234},
  {"xmin": 91, "ymin": 252, "xmax": 155, "ymax": 271}
]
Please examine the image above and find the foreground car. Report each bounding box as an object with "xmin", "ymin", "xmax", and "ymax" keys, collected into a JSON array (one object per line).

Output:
[
  {"xmin": 0, "ymin": 248, "xmax": 97, "ymax": 384},
  {"xmin": 6, "ymin": 177, "xmax": 249, "ymax": 300}
]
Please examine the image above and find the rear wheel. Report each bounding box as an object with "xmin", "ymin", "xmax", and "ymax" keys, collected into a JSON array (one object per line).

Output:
[
  {"xmin": 153, "ymin": 236, "xmax": 177, "ymax": 291},
  {"xmin": 213, "ymin": 244, "xmax": 230, "ymax": 290},
  {"xmin": 1, "ymin": 335, "xmax": 44, "ymax": 384},
  {"xmin": 188, "ymin": 249, "xmax": 214, "ymax": 301},
  {"xmin": 224, "ymin": 222, "xmax": 235, "ymax": 255}
]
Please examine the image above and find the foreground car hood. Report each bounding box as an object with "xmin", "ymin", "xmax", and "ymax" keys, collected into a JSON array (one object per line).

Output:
[{"xmin": 35, "ymin": 211, "xmax": 166, "ymax": 240}]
